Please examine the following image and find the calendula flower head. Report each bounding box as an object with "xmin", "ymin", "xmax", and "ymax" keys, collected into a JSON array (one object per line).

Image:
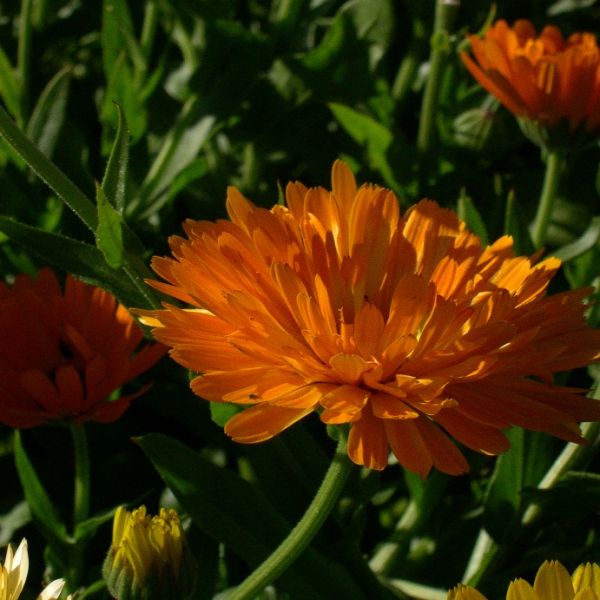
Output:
[
  {"xmin": 461, "ymin": 19, "xmax": 600, "ymax": 149},
  {"xmin": 140, "ymin": 161, "xmax": 600, "ymax": 477},
  {"xmin": 0, "ymin": 538, "xmax": 71, "ymax": 600},
  {"xmin": 103, "ymin": 506, "xmax": 196, "ymax": 600},
  {"xmin": 448, "ymin": 560, "xmax": 600, "ymax": 599},
  {"xmin": 0, "ymin": 269, "xmax": 165, "ymax": 428}
]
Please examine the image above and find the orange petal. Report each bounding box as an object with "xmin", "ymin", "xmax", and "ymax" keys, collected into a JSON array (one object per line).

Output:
[
  {"xmin": 384, "ymin": 419, "xmax": 432, "ymax": 478},
  {"xmin": 347, "ymin": 408, "xmax": 389, "ymax": 470},
  {"xmin": 224, "ymin": 404, "xmax": 312, "ymax": 443}
]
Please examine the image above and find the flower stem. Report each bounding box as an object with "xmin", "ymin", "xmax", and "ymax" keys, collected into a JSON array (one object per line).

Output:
[
  {"xmin": 529, "ymin": 148, "xmax": 564, "ymax": 248},
  {"xmin": 416, "ymin": 0, "xmax": 459, "ymax": 184},
  {"xmin": 229, "ymin": 436, "xmax": 353, "ymax": 600},
  {"xmin": 71, "ymin": 424, "xmax": 90, "ymax": 529}
]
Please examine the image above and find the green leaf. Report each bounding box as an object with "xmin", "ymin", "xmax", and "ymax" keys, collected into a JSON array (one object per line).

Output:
[
  {"xmin": 95, "ymin": 184, "xmax": 125, "ymax": 268},
  {"xmin": 483, "ymin": 429, "xmax": 555, "ymax": 542},
  {"xmin": 101, "ymin": 52, "xmax": 146, "ymax": 150},
  {"xmin": 0, "ymin": 216, "xmax": 142, "ymax": 306},
  {"xmin": 102, "ymin": 0, "xmax": 135, "ymax": 77},
  {"xmin": 134, "ymin": 99, "xmax": 216, "ymax": 217},
  {"xmin": 302, "ymin": 12, "xmax": 347, "ymax": 71},
  {"xmin": 0, "ymin": 103, "xmax": 97, "ymax": 231},
  {"xmin": 552, "ymin": 217, "xmax": 600, "ymax": 263},
  {"xmin": 0, "ymin": 501, "xmax": 31, "ymax": 545},
  {"xmin": 25, "ymin": 67, "xmax": 71, "ymax": 159},
  {"xmin": 101, "ymin": 103, "xmax": 129, "ymax": 213},
  {"xmin": 209, "ymin": 401, "xmax": 241, "ymax": 428},
  {"xmin": 137, "ymin": 433, "xmax": 366, "ymax": 600},
  {"xmin": 242, "ymin": 427, "xmax": 330, "ymax": 522},
  {"xmin": 503, "ymin": 189, "xmax": 534, "ymax": 255},
  {"xmin": 329, "ymin": 103, "xmax": 401, "ymax": 190},
  {"xmin": 340, "ymin": 0, "xmax": 394, "ymax": 68},
  {"xmin": 0, "ymin": 44, "xmax": 21, "ymax": 120},
  {"xmin": 13, "ymin": 431, "xmax": 68, "ymax": 548},
  {"xmin": 522, "ymin": 471, "xmax": 600, "ymax": 520},
  {"xmin": 74, "ymin": 507, "xmax": 117, "ymax": 542},
  {"xmin": 457, "ymin": 190, "xmax": 489, "ymax": 246}
]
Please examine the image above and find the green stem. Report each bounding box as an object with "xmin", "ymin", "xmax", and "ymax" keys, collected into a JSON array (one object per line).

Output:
[
  {"xmin": 140, "ymin": 0, "xmax": 159, "ymax": 61},
  {"xmin": 230, "ymin": 436, "xmax": 353, "ymax": 600},
  {"xmin": 71, "ymin": 424, "xmax": 90, "ymax": 528},
  {"xmin": 0, "ymin": 103, "xmax": 97, "ymax": 231},
  {"xmin": 530, "ymin": 148, "xmax": 564, "ymax": 248},
  {"xmin": 392, "ymin": 18, "xmax": 426, "ymax": 104},
  {"xmin": 17, "ymin": 0, "xmax": 33, "ymax": 122},
  {"xmin": 416, "ymin": 0, "xmax": 459, "ymax": 171}
]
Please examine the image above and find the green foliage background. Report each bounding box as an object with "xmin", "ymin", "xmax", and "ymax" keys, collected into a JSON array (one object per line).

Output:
[{"xmin": 0, "ymin": 1, "xmax": 599, "ymax": 598}]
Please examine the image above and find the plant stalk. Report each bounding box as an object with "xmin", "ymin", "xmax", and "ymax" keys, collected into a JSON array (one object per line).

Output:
[
  {"xmin": 229, "ymin": 436, "xmax": 353, "ymax": 600},
  {"xmin": 71, "ymin": 424, "xmax": 91, "ymax": 528},
  {"xmin": 530, "ymin": 148, "xmax": 564, "ymax": 248},
  {"xmin": 416, "ymin": 0, "xmax": 460, "ymax": 171}
]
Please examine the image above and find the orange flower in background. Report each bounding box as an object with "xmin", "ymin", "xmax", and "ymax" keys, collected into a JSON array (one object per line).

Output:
[
  {"xmin": 461, "ymin": 19, "xmax": 600, "ymax": 144},
  {"xmin": 141, "ymin": 161, "xmax": 600, "ymax": 477},
  {"xmin": 0, "ymin": 269, "xmax": 165, "ymax": 428}
]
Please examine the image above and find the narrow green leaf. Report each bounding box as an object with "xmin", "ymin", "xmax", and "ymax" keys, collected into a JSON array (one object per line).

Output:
[
  {"xmin": 483, "ymin": 428, "xmax": 524, "ymax": 542},
  {"xmin": 95, "ymin": 184, "xmax": 124, "ymax": 268},
  {"xmin": 0, "ymin": 501, "xmax": 31, "ymax": 545},
  {"xmin": 74, "ymin": 507, "xmax": 117, "ymax": 541},
  {"xmin": 483, "ymin": 429, "xmax": 554, "ymax": 542},
  {"xmin": 101, "ymin": 103, "xmax": 129, "ymax": 213},
  {"xmin": 329, "ymin": 102, "xmax": 401, "ymax": 190},
  {"xmin": 0, "ymin": 103, "xmax": 97, "ymax": 231},
  {"xmin": 0, "ymin": 216, "xmax": 142, "ymax": 306},
  {"xmin": 137, "ymin": 433, "xmax": 366, "ymax": 600},
  {"xmin": 134, "ymin": 99, "xmax": 216, "ymax": 216},
  {"xmin": 457, "ymin": 189, "xmax": 489, "ymax": 246},
  {"xmin": 504, "ymin": 189, "xmax": 534, "ymax": 255},
  {"xmin": 14, "ymin": 431, "xmax": 68, "ymax": 547},
  {"xmin": 101, "ymin": 0, "xmax": 134, "ymax": 77},
  {"xmin": 0, "ymin": 44, "xmax": 21, "ymax": 120},
  {"xmin": 552, "ymin": 217, "xmax": 600, "ymax": 263},
  {"xmin": 115, "ymin": 12, "xmax": 147, "ymax": 75},
  {"xmin": 25, "ymin": 66, "xmax": 71, "ymax": 159}
]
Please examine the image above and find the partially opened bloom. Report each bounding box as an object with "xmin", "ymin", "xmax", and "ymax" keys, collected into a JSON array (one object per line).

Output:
[
  {"xmin": 103, "ymin": 506, "xmax": 195, "ymax": 600},
  {"xmin": 0, "ymin": 269, "xmax": 165, "ymax": 427},
  {"xmin": 448, "ymin": 560, "xmax": 600, "ymax": 599},
  {"xmin": 0, "ymin": 538, "xmax": 70, "ymax": 600},
  {"xmin": 461, "ymin": 20, "xmax": 600, "ymax": 147},
  {"xmin": 141, "ymin": 161, "xmax": 600, "ymax": 477}
]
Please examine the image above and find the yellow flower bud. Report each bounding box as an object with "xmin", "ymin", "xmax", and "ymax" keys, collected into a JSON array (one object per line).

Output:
[{"xmin": 103, "ymin": 506, "xmax": 196, "ymax": 600}]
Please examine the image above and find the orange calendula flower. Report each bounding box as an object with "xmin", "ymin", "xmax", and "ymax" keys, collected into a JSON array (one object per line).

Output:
[
  {"xmin": 448, "ymin": 560, "xmax": 600, "ymax": 599},
  {"xmin": 461, "ymin": 19, "xmax": 600, "ymax": 146},
  {"xmin": 0, "ymin": 269, "xmax": 165, "ymax": 428},
  {"xmin": 141, "ymin": 161, "xmax": 600, "ymax": 476}
]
